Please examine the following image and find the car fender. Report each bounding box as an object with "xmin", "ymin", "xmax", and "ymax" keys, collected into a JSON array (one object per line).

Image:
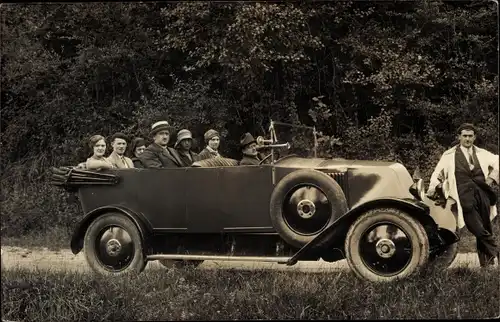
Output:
[
  {"xmin": 70, "ymin": 205, "xmax": 153, "ymax": 255},
  {"xmin": 286, "ymin": 197, "xmax": 437, "ymax": 265}
]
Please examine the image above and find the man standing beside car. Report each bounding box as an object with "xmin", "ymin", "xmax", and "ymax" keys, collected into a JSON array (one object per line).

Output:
[
  {"xmin": 427, "ymin": 123, "xmax": 499, "ymax": 267},
  {"xmin": 106, "ymin": 132, "xmax": 134, "ymax": 169},
  {"xmin": 239, "ymin": 132, "xmax": 261, "ymax": 166},
  {"xmin": 140, "ymin": 120, "xmax": 183, "ymax": 168}
]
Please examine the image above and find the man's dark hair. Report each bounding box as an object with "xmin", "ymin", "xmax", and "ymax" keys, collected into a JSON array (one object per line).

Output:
[
  {"xmin": 457, "ymin": 123, "xmax": 477, "ymax": 135},
  {"xmin": 111, "ymin": 132, "xmax": 129, "ymax": 143}
]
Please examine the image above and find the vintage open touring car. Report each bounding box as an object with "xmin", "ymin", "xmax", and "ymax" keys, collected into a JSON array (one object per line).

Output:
[{"xmin": 51, "ymin": 121, "xmax": 459, "ymax": 282}]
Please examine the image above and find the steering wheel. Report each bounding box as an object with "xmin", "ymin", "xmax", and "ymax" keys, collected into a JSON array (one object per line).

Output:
[{"xmin": 259, "ymin": 153, "xmax": 273, "ymax": 165}]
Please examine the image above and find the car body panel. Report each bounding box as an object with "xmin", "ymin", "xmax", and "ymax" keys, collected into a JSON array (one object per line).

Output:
[
  {"xmin": 65, "ymin": 154, "xmax": 457, "ymax": 262},
  {"xmin": 274, "ymin": 157, "xmax": 415, "ymax": 209},
  {"xmin": 185, "ymin": 166, "xmax": 275, "ymax": 233},
  {"xmin": 74, "ymin": 157, "xmax": 455, "ymax": 234}
]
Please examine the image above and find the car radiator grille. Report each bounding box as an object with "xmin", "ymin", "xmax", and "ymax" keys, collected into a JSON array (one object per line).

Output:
[{"xmin": 324, "ymin": 171, "xmax": 349, "ymax": 201}]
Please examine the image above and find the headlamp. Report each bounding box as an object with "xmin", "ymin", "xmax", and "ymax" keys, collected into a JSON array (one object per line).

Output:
[{"xmin": 409, "ymin": 179, "xmax": 425, "ymax": 201}]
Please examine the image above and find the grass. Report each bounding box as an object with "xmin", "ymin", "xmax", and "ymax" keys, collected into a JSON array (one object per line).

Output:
[
  {"xmin": 1, "ymin": 226, "xmax": 71, "ymax": 251},
  {"xmin": 1, "ymin": 266, "xmax": 499, "ymax": 321}
]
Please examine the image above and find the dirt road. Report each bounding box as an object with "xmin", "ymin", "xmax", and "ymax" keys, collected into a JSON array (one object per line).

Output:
[{"xmin": 0, "ymin": 246, "xmax": 484, "ymax": 274}]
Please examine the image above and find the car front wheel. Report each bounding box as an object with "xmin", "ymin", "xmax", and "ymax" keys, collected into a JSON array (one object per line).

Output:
[
  {"xmin": 83, "ymin": 212, "xmax": 146, "ymax": 276},
  {"xmin": 345, "ymin": 208, "xmax": 430, "ymax": 282}
]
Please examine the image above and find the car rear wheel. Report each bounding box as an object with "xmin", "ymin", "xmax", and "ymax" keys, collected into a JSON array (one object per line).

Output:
[
  {"xmin": 83, "ymin": 212, "xmax": 146, "ymax": 276},
  {"xmin": 159, "ymin": 259, "xmax": 204, "ymax": 269},
  {"xmin": 344, "ymin": 208, "xmax": 430, "ymax": 282},
  {"xmin": 270, "ymin": 169, "xmax": 348, "ymax": 248}
]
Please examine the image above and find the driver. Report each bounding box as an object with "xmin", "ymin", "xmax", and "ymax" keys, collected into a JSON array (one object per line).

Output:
[{"xmin": 239, "ymin": 132, "xmax": 261, "ymax": 165}]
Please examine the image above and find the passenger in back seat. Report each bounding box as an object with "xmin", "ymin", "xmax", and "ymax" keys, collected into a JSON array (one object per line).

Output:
[
  {"xmin": 174, "ymin": 129, "xmax": 198, "ymax": 167},
  {"xmin": 198, "ymin": 129, "xmax": 223, "ymax": 160},
  {"xmin": 140, "ymin": 121, "xmax": 183, "ymax": 168}
]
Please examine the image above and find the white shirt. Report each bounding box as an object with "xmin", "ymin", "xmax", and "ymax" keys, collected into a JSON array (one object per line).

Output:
[{"xmin": 459, "ymin": 145, "xmax": 474, "ymax": 168}]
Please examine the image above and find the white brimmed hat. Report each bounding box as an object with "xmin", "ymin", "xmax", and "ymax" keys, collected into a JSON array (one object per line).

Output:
[{"xmin": 150, "ymin": 120, "xmax": 172, "ymax": 137}]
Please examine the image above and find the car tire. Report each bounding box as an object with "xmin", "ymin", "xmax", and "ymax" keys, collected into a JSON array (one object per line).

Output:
[
  {"xmin": 344, "ymin": 208, "xmax": 430, "ymax": 282},
  {"xmin": 84, "ymin": 212, "xmax": 146, "ymax": 276},
  {"xmin": 270, "ymin": 169, "xmax": 348, "ymax": 248},
  {"xmin": 158, "ymin": 259, "xmax": 204, "ymax": 269},
  {"xmin": 427, "ymin": 242, "xmax": 458, "ymax": 272}
]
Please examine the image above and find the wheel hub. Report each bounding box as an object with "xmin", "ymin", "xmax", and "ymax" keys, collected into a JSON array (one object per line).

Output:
[
  {"xmin": 375, "ymin": 238, "xmax": 396, "ymax": 258},
  {"xmin": 106, "ymin": 239, "xmax": 122, "ymax": 256},
  {"xmin": 297, "ymin": 199, "xmax": 316, "ymax": 219}
]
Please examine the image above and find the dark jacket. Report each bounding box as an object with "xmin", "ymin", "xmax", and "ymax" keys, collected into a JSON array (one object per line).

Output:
[
  {"xmin": 197, "ymin": 147, "xmax": 220, "ymax": 161},
  {"xmin": 455, "ymin": 147, "xmax": 497, "ymax": 211},
  {"xmin": 131, "ymin": 157, "xmax": 144, "ymax": 168},
  {"xmin": 140, "ymin": 143, "xmax": 183, "ymax": 168},
  {"xmin": 176, "ymin": 150, "xmax": 199, "ymax": 167},
  {"xmin": 239, "ymin": 155, "xmax": 261, "ymax": 166}
]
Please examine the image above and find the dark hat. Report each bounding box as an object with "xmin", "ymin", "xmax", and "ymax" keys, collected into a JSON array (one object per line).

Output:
[
  {"xmin": 175, "ymin": 129, "xmax": 193, "ymax": 148},
  {"xmin": 127, "ymin": 137, "xmax": 147, "ymax": 158},
  {"xmin": 204, "ymin": 129, "xmax": 220, "ymax": 143},
  {"xmin": 240, "ymin": 132, "xmax": 256, "ymax": 148},
  {"xmin": 130, "ymin": 137, "xmax": 146, "ymax": 151},
  {"xmin": 150, "ymin": 120, "xmax": 172, "ymax": 137},
  {"xmin": 110, "ymin": 132, "xmax": 129, "ymax": 143}
]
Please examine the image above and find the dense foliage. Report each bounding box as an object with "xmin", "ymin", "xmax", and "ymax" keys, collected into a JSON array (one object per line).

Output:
[{"xmin": 0, "ymin": 1, "xmax": 498, "ymax": 235}]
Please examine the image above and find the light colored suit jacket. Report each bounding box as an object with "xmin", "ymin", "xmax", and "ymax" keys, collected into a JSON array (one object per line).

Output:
[
  {"xmin": 428, "ymin": 145, "xmax": 499, "ymax": 229},
  {"xmin": 106, "ymin": 151, "xmax": 134, "ymax": 169}
]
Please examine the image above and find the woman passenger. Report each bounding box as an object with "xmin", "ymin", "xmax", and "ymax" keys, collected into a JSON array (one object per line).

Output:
[
  {"xmin": 197, "ymin": 129, "xmax": 222, "ymax": 160},
  {"xmin": 128, "ymin": 137, "xmax": 146, "ymax": 168},
  {"xmin": 85, "ymin": 134, "xmax": 115, "ymax": 170}
]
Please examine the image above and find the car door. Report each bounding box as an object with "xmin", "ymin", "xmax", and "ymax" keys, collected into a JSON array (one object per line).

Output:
[
  {"xmin": 134, "ymin": 168, "xmax": 188, "ymax": 231},
  {"xmin": 185, "ymin": 166, "xmax": 223, "ymax": 232},
  {"xmin": 185, "ymin": 165, "xmax": 275, "ymax": 233}
]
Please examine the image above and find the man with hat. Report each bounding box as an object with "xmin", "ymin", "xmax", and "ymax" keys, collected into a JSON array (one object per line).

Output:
[
  {"xmin": 197, "ymin": 129, "xmax": 222, "ymax": 161},
  {"xmin": 140, "ymin": 120, "xmax": 183, "ymax": 168},
  {"xmin": 427, "ymin": 123, "xmax": 499, "ymax": 267},
  {"xmin": 174, "ymin": 129, "xmax": 198, "ymax": 167},
  {"xmin": 106, "ymin": 132, "xmax": 135, "ymax": 169},
  {"xmin": 239, "ymin": 132, "xmax": 261, "ymax": 166}
]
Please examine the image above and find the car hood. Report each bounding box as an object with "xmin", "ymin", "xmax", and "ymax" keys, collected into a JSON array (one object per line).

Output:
[
  {"xmin": 275, "ymin": 156, "xmax": 415, "ymax": 206},
  {"xmin": 274, "ymin": 156, "xmax": 400, "ymax": 170}
]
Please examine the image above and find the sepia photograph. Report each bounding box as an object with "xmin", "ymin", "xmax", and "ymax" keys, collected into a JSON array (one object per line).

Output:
[{"xmin": 1, "ymin": 1, "xmax": 499, "ymax": 320}]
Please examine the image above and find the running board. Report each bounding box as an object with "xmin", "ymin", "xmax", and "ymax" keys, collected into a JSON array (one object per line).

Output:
[{"xmin": 147, "ymin": 254, "xmax": 292, "ymax": 264}]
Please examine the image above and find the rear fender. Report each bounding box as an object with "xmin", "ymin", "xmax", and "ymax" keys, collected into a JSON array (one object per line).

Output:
[
  {"xmin": 287, "ymin": 198, "xmax": 435, "ymax": 265},
  {"xmin": 70, "ymin": 205, "xmax": 153, "ymax": 255}
]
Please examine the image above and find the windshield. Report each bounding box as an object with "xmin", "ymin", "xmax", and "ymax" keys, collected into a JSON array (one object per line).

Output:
[{"xmin": 267, "ymin": 121, "xmax": 317, "ymax": 158}]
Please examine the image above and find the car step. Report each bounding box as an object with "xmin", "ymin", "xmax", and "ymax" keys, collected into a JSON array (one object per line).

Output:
[{"xmin": 147, "ymin": 254, "xmax": 292, "ymax": 264}]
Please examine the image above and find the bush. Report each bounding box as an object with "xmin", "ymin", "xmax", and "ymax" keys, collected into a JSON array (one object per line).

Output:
[{"xmin": 0, "ymin": 160, "xmax": 81, "ymax": 237}]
